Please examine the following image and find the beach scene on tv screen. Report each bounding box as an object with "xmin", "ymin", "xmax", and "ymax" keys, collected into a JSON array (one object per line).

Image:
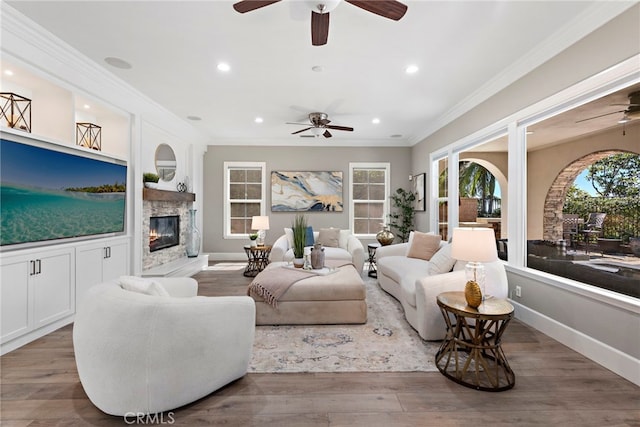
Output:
[{"xmin": 1, "ymin": 139, "xmax": 126, "ymax": 246}]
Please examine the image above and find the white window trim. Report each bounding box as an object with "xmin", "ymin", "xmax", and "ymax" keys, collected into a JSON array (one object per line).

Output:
[
  {"xmin": 223, "ymin": 161, "xmax": 266, "ymax": 239},
  {"xmin": 349, "ymin": 162, "xmax": 391, "ymax": 238}
]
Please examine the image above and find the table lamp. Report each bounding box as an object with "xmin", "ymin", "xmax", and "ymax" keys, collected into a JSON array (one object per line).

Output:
[
  {"xmin": 251, "ymin": 216, "xmax": 270, "ymax": 246},
  {"xmin": 451, "ymin": 227, "xmax": 498, "ymax": 308}
]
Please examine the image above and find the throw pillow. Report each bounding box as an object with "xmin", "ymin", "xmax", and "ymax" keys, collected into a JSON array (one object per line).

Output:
[
  {"xmin": 406, "ymin": 231, "xmax": 441, "ymax": 261},
  {"xmin": 317, "ymin": 228, "xmax": 341, "ymax": 247},
  {"xmin": 305, "ymin": 226, "xmax": 315, "ymax": 246},
  {"xmin": 284, "ymin": 227, "xmax": 294, "ymax": 248},
  {"xmin": 119, "ymin": 276, "xmax": 170, "ymax": 297},
  {"xmin": 338, "ymin": 229, "xmax": 350, "ymax": 249},
  {"xmin": 428, "ymin": 243, "xmax": 457, "ymax": 275}
]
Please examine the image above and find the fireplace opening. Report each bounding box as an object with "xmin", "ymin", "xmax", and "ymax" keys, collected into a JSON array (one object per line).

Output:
[{"xmin": 150, "ymin": 215, "xmax": 180, "ymax": 252}]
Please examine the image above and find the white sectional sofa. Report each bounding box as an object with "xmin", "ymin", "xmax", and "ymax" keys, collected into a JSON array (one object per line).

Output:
[
  {"xmin": 270, "ymin": 228, "xmax": 366, "ymax": 273},
  {"xmin": 376, "ymin": 232, "xmax": 508, "ymax": 340}
]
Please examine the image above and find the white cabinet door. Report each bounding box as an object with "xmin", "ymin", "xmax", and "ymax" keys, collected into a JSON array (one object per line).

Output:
[
  {"xmin": 102, "ymin": 241, "xmax": 129, "ymax": 282},
  {"xmin": 1, "ymin": 258, "xmax": 31, "ymax": 342},
  {"xmin": 32, "ymin": 249, "xmax": 74, "ymax": 328},
  {"xmin": 76, "ymin": 239, "xmax": 129, "ymax": 309},
  {"xmin": 1, "ymin": 247, "xmax": 74, "ymax": 343}
]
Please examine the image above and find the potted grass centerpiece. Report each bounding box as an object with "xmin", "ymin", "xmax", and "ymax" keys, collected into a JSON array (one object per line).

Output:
[{"xmin": 292, "ymin": 213, "xmax": 307, "ymax": 268}]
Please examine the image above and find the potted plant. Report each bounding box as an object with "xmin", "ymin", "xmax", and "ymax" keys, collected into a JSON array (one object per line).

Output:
[
  {"xmin": 292, "ymin": 213, "xmax": 307, "ymax": 267},
  {"xmin": 249, "ymin": 232, "xmax": 258, "ymax": 247},
  {"xmin": 143, "ymin": 172, "xmax": 160, "ymax": 189},
  {"xmin": 388, "ymin": 188, "xmax": 416, "ymax": 243}
]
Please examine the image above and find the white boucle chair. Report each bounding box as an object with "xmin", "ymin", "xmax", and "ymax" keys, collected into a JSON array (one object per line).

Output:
[{"xmin": 73, "ymin": 276, "xmax": 255, "ymax": 416}]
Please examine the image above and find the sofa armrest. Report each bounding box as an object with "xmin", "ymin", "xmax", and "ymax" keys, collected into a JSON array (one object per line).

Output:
[
  {"xmin": 375, "ymin": 242, "xmax": 409, "ymax": 259},
  {"xmin": 270, "ymin": 234, "xmax": 290, "ymax": 262},
  {"xmin": 346, "ymin": 234, "xmax": 366, "ymax": 273},
  {"xmin": 414, "ymin": 270, "xmax": 467, "ymax": 340}
]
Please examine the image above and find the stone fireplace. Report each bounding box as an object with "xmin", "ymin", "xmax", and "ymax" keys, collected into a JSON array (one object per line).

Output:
[{"xmin": 143, "ymin": 195, "xmax": 193, "ymax": 271}]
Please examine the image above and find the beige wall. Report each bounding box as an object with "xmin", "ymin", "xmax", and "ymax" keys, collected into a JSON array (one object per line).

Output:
[
  {"xmin": 203, "ymin": 145, "xmax": 411, "ymax": 255},
  {"xmin": 527, "ymin": 122, "xmax": 640, "ymax": 239}
]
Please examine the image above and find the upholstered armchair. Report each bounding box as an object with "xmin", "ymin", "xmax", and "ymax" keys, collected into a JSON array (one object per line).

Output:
[{"xmin": 73, "ymin": 277, "xmax": 256, "ymax": 416}]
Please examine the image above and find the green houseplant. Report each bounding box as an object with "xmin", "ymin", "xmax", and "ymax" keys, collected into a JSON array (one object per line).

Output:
[
  {"xmin": 143, "ymin": 172, "xmax": 159, "ymax": 183},
  {"xmin": 388, "ymin": 188, "xmax": 416, "ymax": 243},
  {"xmin": 292, "ymin": 213, "xmax": 307, "ymax": 267}
]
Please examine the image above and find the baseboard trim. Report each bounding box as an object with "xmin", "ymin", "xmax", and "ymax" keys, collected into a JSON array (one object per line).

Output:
[
  {"xmin": 511, "ymin": 300, "xmax": 640, "ymax": 386},
  {"xmin": 1, "ymin": 315, "xmax": 74, "ymax": 356}
]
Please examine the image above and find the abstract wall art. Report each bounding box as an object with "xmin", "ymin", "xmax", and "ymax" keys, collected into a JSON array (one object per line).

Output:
[{"xmin": 271, "ymin": 171, "xmax": 343, "ymax": 212}]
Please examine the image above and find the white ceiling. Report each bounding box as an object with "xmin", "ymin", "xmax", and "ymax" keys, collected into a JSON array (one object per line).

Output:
[{"xmin": 4, "ymin": 1, "xmax": 636, "ymax": 147}]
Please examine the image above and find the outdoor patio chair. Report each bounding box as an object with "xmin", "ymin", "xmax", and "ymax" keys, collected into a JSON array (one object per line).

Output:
[
  {"xmin": 562, "ymin": 214, "xmax": 580, "ymax": 249},
  {"xmin": 580, "ymin": 212, "xmax": 606, "ymax": 254}
]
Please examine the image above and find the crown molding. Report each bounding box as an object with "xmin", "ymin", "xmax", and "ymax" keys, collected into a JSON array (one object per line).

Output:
[{"xmin": 409, "ymin": 1, "xmax": 637, "ymax": 146}]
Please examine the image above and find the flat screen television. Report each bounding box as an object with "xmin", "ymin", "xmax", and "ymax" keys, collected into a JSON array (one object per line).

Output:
[{"xmin": 1, "ymin": 132, "xmax": 128, "ymax": 251}]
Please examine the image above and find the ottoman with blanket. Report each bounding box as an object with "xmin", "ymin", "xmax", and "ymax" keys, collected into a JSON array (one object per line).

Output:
[{"xmin": 248, "ymin": 260, "xmax": 367, "ymax": 325}]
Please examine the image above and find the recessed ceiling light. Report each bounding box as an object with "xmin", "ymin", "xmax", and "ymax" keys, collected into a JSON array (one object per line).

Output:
[
  {"xmin": 104, "ymin": 57, "xmax": 132, "ymax": 69},
  {"xmin": 217, "ymin": 62, "xmax": 231, "ymax": 72},
  {"xmin": 372, "ymin": 118, "xmax": 380, "ymax": 124},
  {"xmin": 405, "ymin": 65, "xmax": 419, "ymax": 74},
  {"xmin": 4, "ymin": 70, "xmax": 14, "ymax": 76},
  {"xmin": 390, "ymin": 134, "xmax": 403, "ymax": 138},
  {"xmin": 312, "ymin": 65, "xmax": 323, "ymax": 72},
  {"xmin": 255, "ymin": 117, "xmax": 264, "ymax": 123},
  {"xmin": 83, "ymin": 104, "xmax": 91, "ymax": 109},
  {"xmin": 187, "ymin": 115, "xmax": 202, "ymax": 121}
]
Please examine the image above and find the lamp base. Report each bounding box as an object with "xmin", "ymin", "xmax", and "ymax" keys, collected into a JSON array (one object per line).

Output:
[{"xmin": 465, "ymin": 280, "xmax": 483, "ymax": 308}]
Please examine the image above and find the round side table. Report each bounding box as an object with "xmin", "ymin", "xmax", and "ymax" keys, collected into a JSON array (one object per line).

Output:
[
  {"xmin": 435, "ymin": 291, "xmax": 515, "ymax": 391},
  {"xmin": 243, "ymin": 245, "xmax": 272, "ymax": 277}
]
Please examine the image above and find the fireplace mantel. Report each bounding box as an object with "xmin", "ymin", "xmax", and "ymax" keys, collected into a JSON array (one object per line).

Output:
[{"xmin": 143, "ymin": 188, "xmax": 195, "ymax": 202}]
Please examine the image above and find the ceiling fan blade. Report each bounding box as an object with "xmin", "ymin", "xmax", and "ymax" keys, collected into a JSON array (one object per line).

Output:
[
  {"xmin": 345, "ymin": 0, "xmax": 408, "ymax": 21},
  {"xmin": 311, "ymin": 11, "xmax": 329, "ymax": 46},
  {"xmin": 326, "ymin": 125, "xmax": 354, "ymax": 132},
  {"xmin": 575, "ymin": 110, "xmax": 625, "ymax": 123},
  {"xmin": 323, "ymin": 130, "xmax": 333, "ymax": 138},
  {"xmin": 292, "ymin": 127, "xmax": 312, "ymax": 135},
  {"xmin": 233, "ymin": 0, "xmax": 281, "ymax": 13}
]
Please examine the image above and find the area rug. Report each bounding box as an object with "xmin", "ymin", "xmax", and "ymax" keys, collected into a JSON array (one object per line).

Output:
[{"xmin": 248, "ymin": 275, "xmax": 439, "ymax": 373}]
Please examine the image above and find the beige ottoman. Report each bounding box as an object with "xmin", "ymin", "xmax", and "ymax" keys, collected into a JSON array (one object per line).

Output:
[{"xmin": 249, "ymin": 262, "xmax": 367, "ymax": 325}]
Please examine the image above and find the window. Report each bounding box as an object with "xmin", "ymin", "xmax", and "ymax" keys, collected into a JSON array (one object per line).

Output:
[
  {"xmin": 350, "ymin": 163, "xmax": 390, "ymax": 236},
  {"xmin": 223, "ymin": 162, "xmax": 266, "ymax": 238}
]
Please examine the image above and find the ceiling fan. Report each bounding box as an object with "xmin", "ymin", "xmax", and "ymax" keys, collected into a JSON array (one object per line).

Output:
[
  {"xmin": 232, "ymin": 0, "xmax": 408, "ymax": 46},
  {"xmin": 287, "ymin": 112, "xmax": 354, "ymax": 138},
  {"xmin": 576, "ymin": 91, "xmax": 640, "ymax": 124}
]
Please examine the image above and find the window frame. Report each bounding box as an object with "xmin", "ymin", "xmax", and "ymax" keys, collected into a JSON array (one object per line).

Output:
[
  {"xmin": 349, "ymin": 162, "xmax": 391, "ymax": 238},
  {"xmin": 223, "ymin": 161, "xmax": 266, "ymax": 239}
]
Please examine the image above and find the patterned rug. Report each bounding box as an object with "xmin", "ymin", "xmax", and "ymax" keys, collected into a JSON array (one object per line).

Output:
[{"xmin": 248, "ymin": 275, "xmax": 439, "ymax": 373}]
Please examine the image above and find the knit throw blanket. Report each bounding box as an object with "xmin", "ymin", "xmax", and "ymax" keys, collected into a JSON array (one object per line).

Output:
[{"xmin": 248, "ymin": 260, "xmax": 352, "ymax": 307}]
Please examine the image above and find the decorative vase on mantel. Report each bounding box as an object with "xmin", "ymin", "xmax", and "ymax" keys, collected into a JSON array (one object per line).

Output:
[{"xmin": 185, "ymin": 208, "xmax": 201, "ymax": 258}]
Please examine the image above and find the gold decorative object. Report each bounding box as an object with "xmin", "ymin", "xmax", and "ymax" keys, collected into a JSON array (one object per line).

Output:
[
  {"xmin": 76, "ymin": 122, "xmax": 102, "ymax": 150},
  {"xmin": 376, "ymin": 226, "xmax": 395, "ymax": 246},
  {"xmin": 1, "ymin": 92, "xmax": 31, "ymax": 132},
  {"xmin": 464, "ymin": 280, "xmax": 482, "ymax": 308}
]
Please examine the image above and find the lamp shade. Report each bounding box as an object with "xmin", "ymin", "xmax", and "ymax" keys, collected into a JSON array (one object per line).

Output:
[
  {"xmin": 451, "ymin": 227, "xmax": 498, "ymax": 263},
  {"xmin": 251, "ymin": 216, "xmax": 270, "ymax": 231}
]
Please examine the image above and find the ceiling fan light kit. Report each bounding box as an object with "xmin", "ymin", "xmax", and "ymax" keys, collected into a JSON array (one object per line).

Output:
[
  {"xmin": 233, "ymin": 0, "xmax": 407, "ymax": 46},
  {"xmin": 287, "ymin": 112, "xmax": 354, "ymax": 139}
]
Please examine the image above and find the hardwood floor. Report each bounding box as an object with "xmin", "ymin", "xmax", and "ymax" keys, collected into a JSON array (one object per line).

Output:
[{"xmin": 1, "ymin": 262, "xmax": 638, "ymax": 426}]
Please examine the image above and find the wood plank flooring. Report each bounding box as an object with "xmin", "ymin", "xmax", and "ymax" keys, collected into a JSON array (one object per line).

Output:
[{"xmin": 2, "ymin": 262, "xmax": 638, "ymax": 426}]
